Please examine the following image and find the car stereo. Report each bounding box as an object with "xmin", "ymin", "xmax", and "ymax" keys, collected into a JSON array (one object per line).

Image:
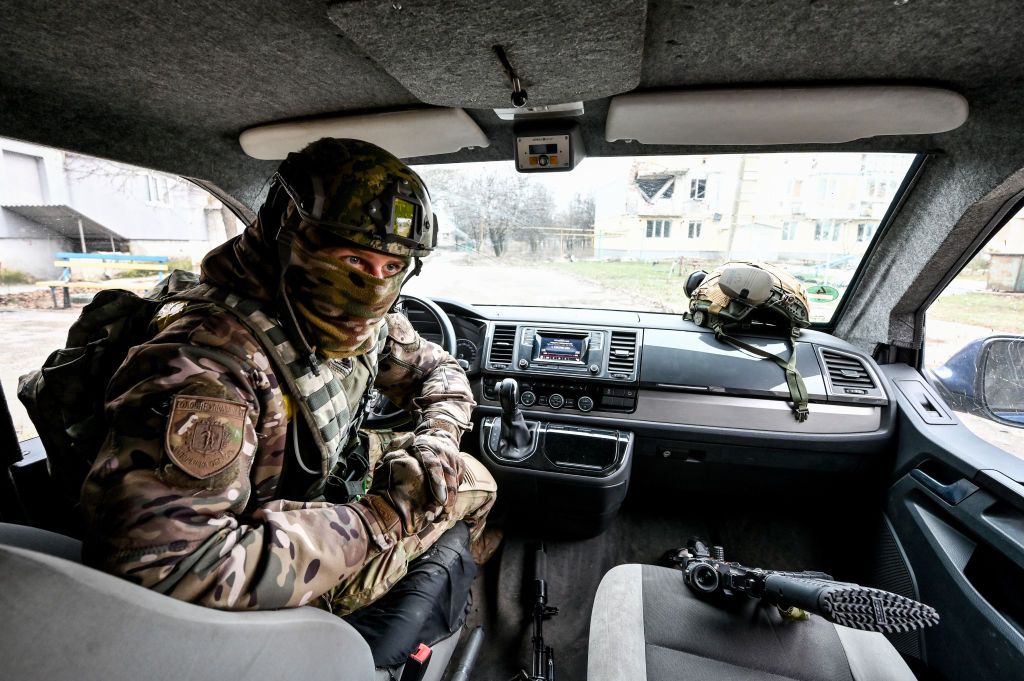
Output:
[
  {"xmin": 533, "ymin": 330, "xmax": 590, "ymax": 365},
  {"xmin": 484, "ymin": 323, "xmax": 641, "ymax": 383},
  {"xmin": 518, "ymin": 326, "xmax": 606, "ymax": 376}
]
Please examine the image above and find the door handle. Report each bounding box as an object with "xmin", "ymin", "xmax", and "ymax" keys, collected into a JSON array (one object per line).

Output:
[{"xmin": 911, "ymin": 468, "xmax": 979, "ymax": 505}]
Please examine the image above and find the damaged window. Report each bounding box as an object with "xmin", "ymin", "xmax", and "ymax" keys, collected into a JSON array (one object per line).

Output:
[
  {"xmin": 690, "ymin": 178, "xmax": 706, "ymax": 200},
  {"xmin": 636, "ymin": 176, "xmax": 675, "ymax": 203}
]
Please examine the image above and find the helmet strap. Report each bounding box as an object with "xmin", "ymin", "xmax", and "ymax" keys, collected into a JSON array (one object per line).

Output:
[
  {"xmin": 401, "ymin": 257, "xmax": 423, "ymax": 286},
  {"xmin": 713, "ymin": 324, "xmax": 809, "ymax": 423}
]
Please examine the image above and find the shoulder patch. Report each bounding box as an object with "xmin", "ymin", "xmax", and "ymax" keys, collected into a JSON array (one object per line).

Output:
[{"xmin": 165, "ymin": 395, "xmax": 248, "ymax": 479}]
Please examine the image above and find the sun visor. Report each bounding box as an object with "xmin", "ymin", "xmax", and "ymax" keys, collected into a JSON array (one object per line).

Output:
[
  {"xmin": 239, "ymin": 108, "xmax": 489, "ymax": 160},
  {"xmin": 605, "ymin": 87, "xmax": 969, "ymax": 145}
]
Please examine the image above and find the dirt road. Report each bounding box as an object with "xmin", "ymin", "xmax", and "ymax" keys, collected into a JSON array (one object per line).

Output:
[
  {"xmin": 1, "ymin": 308, "xmax": 81, "ymax": 440},
  {"xmin": 403, "ymin": 253, "xmax": 646, "ymax": 310}
]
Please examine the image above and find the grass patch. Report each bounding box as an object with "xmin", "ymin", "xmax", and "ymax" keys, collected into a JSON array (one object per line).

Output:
[
  {"xmin": 547, "ymin": 260, "xmax": 697, "ymax": 312},
  {"xmin": 542, "ymin": 259, "xmax": 842, "ymax": 322},
  {"xmin": 929, "ymin": 292, "xmax": 1024, "ymax": 333},
  {"xmin": 113, "ymin": 256, "xmax": 194, "ymax": 279},
  {"xmin": 0, "ymin": 268, "xmax": 35, "ymax": 285}
]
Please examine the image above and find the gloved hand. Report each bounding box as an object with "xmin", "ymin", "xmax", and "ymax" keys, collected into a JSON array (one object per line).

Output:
[
  {"xmin": 407, "ymin": 428, "xmax": 464, "ymax": 519},
  {"xmin": 367, "ymin": 451, "xmax": 432, "ymax": 536}
]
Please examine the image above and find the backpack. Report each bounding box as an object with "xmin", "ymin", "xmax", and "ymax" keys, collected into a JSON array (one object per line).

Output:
[
  {"xmin": 685, "ymin": 262, "xmax": 812, "ymax": 422},
  {"xmin": 17, "ymin": 271, "xmax": 200, "ymax": 523}
]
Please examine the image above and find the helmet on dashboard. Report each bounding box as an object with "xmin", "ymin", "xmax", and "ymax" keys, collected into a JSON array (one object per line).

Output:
[
  {"xmin": 685, "ymin": 262, "xmax": 811, "ymax": 334},
  {"xmin": 685, "ymin": 262, "xmax": 812, "ymax": 422}
]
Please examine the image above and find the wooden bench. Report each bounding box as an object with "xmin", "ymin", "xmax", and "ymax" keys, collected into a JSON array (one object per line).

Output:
[{"xmin": 36, "ymin": 252, "xmax": 169, "ymax": 308}]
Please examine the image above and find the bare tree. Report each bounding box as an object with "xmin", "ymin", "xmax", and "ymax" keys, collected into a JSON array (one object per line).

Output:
[
  {"xmin": 558, "ymin": 192, "xmax": 596, "ymax": 257},
  {"xmin": 420, "ymin": 165, "xmax": 557, "ymax": 257}
]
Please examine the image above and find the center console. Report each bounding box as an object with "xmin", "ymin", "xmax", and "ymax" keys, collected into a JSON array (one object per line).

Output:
[
  {"xmin": 477, "ymin": 371, "xmax": 636, "ymax": 536},
  {"xmin": 482, "ymin": 419, "xmax": 632, "ymax": 477},
  {"xmin": 482, "ymin": 323, "xmax": 642, "ymax": 413},
  {"xmin": 477, "ymin": 324, "xmax": 643, "ymax": 535}
]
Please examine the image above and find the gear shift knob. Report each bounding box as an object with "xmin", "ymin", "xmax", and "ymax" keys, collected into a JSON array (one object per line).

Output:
[
  {"xmin": 498, "ymin": 378, "xmax": 519, "ymax": 414},
  {"xmin": 493, "ymin": 377, "xmax": 534, "ymax": 460}
]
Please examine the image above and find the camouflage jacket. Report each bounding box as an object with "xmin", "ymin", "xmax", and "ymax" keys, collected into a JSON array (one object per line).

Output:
[{"xmin": 80, "ymin": 221, "xmax": 475, "ymax": 610}]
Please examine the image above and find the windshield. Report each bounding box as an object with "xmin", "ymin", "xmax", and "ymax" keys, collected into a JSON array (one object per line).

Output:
[{"xmin": 406, "ymin": 153, "xmax": 915, "ymax": 322}]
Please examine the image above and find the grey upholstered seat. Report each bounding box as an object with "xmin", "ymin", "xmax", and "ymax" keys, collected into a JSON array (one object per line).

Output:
[
  {"xmin": 0, "ymin": 521, "xmax": 83, "ymax": 562},
  {"xmin": 0, "ymin": 542, "xmax": 375, "ymax": 681},
  {"xmin": 588, "ymin": 564, "xmax": 916, "ymax": 681}
]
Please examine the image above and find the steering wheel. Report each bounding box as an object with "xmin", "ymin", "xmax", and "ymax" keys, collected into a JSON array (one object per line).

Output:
[{"xmin": 362, "ymin": 293, "xmax": 458, "ymax": 428}]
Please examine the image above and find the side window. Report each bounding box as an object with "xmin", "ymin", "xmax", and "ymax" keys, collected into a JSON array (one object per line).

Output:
[
  {"xmin": 925, "ymin": 208, "xmax": 1024, "ymax": 458},
  {"xmin": 0, "ymin": 136, "xmax": 245, "ymax": 442}
]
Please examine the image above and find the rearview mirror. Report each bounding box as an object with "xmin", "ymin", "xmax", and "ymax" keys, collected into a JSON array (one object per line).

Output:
[{"xmin": 932, "ymin": 335, "xmax": 1024, "ymax": 428}]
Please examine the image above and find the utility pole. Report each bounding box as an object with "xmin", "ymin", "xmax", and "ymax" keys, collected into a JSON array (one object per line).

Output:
[
  {"xmin": 77, "ymin": 218, "xmax": 87, "ymax": 253},
  {"xmin": 725, "ymin": 156, "xmax": 747, "ymax": 260}
]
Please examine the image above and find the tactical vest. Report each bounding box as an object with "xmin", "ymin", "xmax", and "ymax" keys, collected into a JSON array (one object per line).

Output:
[{"xmin": 169, "ymin": 284, "xmax": 387, "ymax": 496}]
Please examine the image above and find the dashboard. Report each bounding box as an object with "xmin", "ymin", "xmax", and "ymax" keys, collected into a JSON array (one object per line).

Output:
[
  {"xmin": 416, "ymin": 298, "xmax": 891, "ymax": 434},
  {"xmin": 404, "ymin": 296, "xmax": 897, "ymax": 533}
]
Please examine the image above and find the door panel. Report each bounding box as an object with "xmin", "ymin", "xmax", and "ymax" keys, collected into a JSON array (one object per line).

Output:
[{"xmin": 881, "ymin": 364, "xmax": 1024, "ymax": 680}]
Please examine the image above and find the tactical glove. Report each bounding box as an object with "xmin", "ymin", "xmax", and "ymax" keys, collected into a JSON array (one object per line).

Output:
[
  {"xmin": 367, "ymin": 450, "xmax": 433, "ymax": 535},
  {"xmin": 407, "ymin": 428, "xmax": 464, "ymax": 519}
]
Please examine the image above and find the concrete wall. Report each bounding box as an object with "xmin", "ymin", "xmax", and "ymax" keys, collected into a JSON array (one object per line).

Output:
[
  {"xmin": 0, "ymin": 139, "xmax": 70, "ymax": 265},
  {"xmin": 127, "ymin": 239, "xmax": 213, "ymax": 268},
  {"xmin": 0, "ymin": 233, "xmax": 76, "ymax": 279},
  {"xmin": 0, "ymin": 137, "xmax": 239, "ymax": 280},
  {"xmin": 64, "ymin": 156, "xmax": 211, "ymax": 240},
  {"xmin": 0, "ymin": 138, "xmax": 70, "ymax": 208},
  {"xmin": 986, "ymin": 213, "xmax": 1024, "ymax": 255}
]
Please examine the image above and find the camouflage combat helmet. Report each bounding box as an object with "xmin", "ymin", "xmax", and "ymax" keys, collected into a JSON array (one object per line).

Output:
[
  {"xmin": 270, "ymin": 138, "xmax": 437, "ymax": 258},
  {"xmin": 686, "ymin": 261, "xmax": 811, "ymax": 334},
  {"xmin": 685, "ymin": 262, "xmax": 812, "ymax": 422}
]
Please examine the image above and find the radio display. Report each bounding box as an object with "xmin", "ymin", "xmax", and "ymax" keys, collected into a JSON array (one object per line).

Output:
[{"xmin": 537, "ymin": 334, "xmax": 586, "ymax": 363}]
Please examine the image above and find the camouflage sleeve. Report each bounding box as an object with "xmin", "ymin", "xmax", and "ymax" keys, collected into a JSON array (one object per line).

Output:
[
  {"xmin": 374, "ymin": 312, "xmax": 476, "ymax": 438},
  {"xmin": 81, "ymin": 309, "xmax": 403, "ymax": 610}
]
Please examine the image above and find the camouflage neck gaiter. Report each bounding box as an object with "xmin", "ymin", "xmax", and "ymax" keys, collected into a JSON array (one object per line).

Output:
[{"xmin": 284, "ymin": 237, "xmax": 405, "ymax": 359}]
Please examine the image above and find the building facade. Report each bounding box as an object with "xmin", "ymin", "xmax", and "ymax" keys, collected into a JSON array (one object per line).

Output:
[
  {"xmin": 1, "ymin": 137, "xmax": 240, "ymax": 280},
  {"xmin": 593, "ymin": 153, "xmax": 911, "ymax": 264}
]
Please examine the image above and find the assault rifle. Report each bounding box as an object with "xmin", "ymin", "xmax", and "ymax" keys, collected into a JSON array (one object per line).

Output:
[
  {"xmin": 668, "ymin": 539, "xmax": 939, "ymax": 634},
  {"xmin": 513, "ymin": 544, "xmax": 559, "ymax": 681}
]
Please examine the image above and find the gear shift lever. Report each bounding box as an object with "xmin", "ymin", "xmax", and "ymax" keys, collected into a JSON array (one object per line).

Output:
[
  {"xmin": 499, "ymin": 377, "xmax": 519, "ymax": 415},
  {"xmin": 497, "ymin": 378, "xmax": 534, "ymax": 459}
]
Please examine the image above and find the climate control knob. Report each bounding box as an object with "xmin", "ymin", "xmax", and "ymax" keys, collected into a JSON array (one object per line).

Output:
[
  {"xmin": 520, "ymin": 391, "xmax": 537, "ymax": 407},
  {"xmin": 548, "ymin": 393, "xmax": 565, "ymax": 409},
  {"xmin": 578, "ymin": 396, "xmax": 594, "ymax": 412}
]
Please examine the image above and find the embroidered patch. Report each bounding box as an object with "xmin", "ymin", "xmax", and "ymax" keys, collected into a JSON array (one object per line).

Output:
[{"xmin": 165, "ymin": 395, "xmax": 247, "ymax": 479}]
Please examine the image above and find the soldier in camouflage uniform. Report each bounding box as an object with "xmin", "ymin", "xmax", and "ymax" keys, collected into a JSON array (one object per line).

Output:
[{"xmin": 80, "ymin": 138, "xmax": 497, "ymax": 614}]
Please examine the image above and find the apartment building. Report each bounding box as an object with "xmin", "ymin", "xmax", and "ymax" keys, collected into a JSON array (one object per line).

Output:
[
  {"xmin": 0, "ymin": 138, "xmax": 240, "ymax": 279},
  {"xmin": 593, "ymin": 153, "xmax": 913, "ymax": 264}
]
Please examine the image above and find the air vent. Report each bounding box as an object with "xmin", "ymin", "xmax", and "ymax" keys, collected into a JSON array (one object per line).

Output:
[
  {"xmin": 488, "ymin": 325, "xmax": 517, "ymax": 365},
  {"xmin": 608, "ymin": 331, "xmax": 638, "ymax": 375},
  {"xmin": 822, "ymin": 350, "xmax": 875, "ymax": 389}
]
